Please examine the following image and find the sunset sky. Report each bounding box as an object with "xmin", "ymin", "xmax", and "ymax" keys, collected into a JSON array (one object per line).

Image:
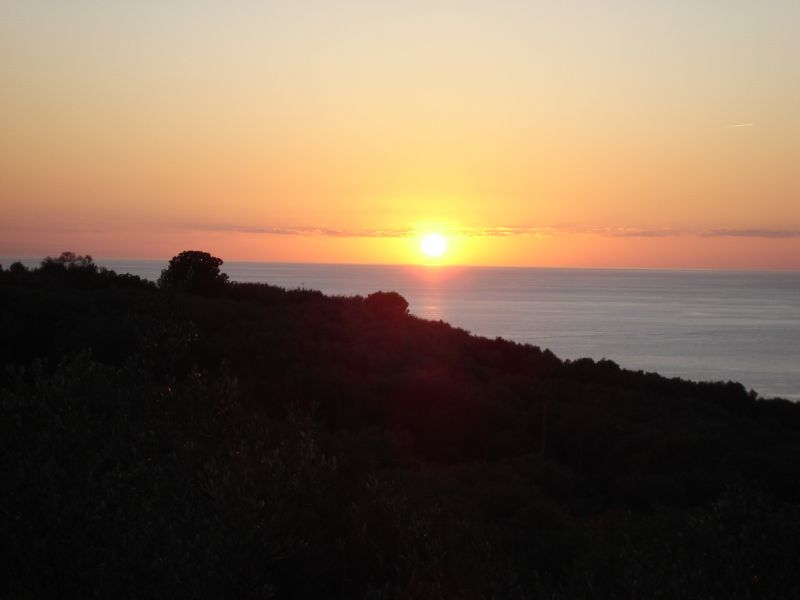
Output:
[{"xmin": 2, "ymin": 1, "xmax": 799, "ymax": 268}]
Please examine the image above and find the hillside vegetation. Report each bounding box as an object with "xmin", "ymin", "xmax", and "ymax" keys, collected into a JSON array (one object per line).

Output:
[{"xmin": 3, "ymin": 252, "xmax": 800, "ymax": 599}]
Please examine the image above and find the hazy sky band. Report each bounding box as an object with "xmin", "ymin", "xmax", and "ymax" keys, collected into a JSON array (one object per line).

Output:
[{"xmin": 187, "ymin": 225, "xmax": 800, "ymax": 239}]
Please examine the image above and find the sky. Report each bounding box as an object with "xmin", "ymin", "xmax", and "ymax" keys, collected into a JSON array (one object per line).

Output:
[{"xmin": 2, "ymin": 1, "xmax": 799, "ymax": 268}]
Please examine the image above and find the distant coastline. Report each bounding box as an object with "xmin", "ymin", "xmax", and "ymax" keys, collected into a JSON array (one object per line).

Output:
[{"xmin": 5, "ymin": 256, "xmax": 795, "ymax": 400}]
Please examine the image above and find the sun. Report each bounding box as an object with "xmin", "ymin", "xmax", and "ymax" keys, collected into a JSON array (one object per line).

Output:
[{"xmin": 420, "ymin": 232, "xmax": 448, "ymax": 258}]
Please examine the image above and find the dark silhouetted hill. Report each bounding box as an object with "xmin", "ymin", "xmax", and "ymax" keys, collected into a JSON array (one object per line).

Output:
[{"xmin": 2, "ymin": 252, "xmax": 800, "ymax": 599}]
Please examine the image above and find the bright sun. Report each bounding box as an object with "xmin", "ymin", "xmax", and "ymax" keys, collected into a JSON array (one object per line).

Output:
[{"xmin": 420, "ymin": 233, "xmax": 448, "ymax": 258}]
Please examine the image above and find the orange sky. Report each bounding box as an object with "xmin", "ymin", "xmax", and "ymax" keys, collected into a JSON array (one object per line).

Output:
[{"xmin": 2, "ymin": 2, "xmax": 799, "ymax": 268}]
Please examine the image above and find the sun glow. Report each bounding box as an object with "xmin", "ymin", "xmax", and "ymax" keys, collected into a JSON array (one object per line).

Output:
[{"xmin": 420, "ymin": 233, "xmax": 448, "ymax": 258}]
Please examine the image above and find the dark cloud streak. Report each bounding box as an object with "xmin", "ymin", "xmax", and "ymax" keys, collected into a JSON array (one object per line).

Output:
[
  {"xmin": 189, "ymin": 223, "xmax": 800, "ymax": 240},
  {"xmin": 701, "ymin": 228, "xmax": 800, "ymax": 239}
]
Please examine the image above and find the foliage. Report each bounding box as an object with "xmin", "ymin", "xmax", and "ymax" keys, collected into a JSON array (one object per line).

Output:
[
  {"xmin": 3, "ymin": 251, "xmax": 800, "ymax": 598},
  {"xmin": 158, "ymin": 250, "xmax": 229, "ymax": 293},
  {"xmin": 40, "ymin": 251, "xmax": 97, "ymax": 271},
  {"xmin": 365, "ymin": 291, "xmax": 410, "ymax": 317},
  {"xmin": 9, "ymin": 261, "xmax": 29, "ymax": 275}
]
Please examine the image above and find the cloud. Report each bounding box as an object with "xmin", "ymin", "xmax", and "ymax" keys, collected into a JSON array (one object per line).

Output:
[
  {"xmin": 194, "ymin": 224, "xmax": 559, "ymax": 238},
  {"xmin": 701, "ymin": 228, "xmax": 800, "ymax": 239},
  {"xmin": 199, "ymin": 225, "xmax": 416, "ymax": 238},
  {"xmin": 190, "ymin": 223, "xmax": 800, "ymax": 240},
  {"xmin": 452, "ymin": 226, "xmax": 559, "ymax": 237},
  {"xmin": 447, "ymin": 226, "xmax": 677, "ymax": 238},
  {"xmin": 191, "ymin": 223, "xmax": 682, "ymax": 239},
  {"xmin": 582, "ymin": 227, "xmax": 678, "ymax": 238},
  {"xmin": 728, "ymin": 122, "xmax": 754, "ymax": 128}
]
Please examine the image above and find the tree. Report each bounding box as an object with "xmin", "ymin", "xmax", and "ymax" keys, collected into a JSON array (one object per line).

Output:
[
  {"xmin": 365, "ymin": 291, "xmax": 409, "ymax": 317},
  {"xmin": 40, "ymin": 252, "xmax": 97, "ymax": 272},
  {"xmin": 158, "ymin": 250, "xmax": 229, "ymax": 293},
  {"xmin": 9, "ymin": 262, "xmax": 28, "ymax": 275}
]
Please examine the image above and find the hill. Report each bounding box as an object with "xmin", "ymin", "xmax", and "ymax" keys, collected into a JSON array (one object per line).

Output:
[{"xmin": 2, "ymin": 252, "xmax": 800, "ymax": 598}]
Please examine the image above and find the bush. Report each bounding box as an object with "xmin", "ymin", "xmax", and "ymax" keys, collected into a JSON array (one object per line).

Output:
[
  {"xmin": 158, "ymin": 250, "xmax": 229, "ymax": 293},
  {"xmin": 365, "ymin": 291, "xmax": 409, "ymax": 317}
]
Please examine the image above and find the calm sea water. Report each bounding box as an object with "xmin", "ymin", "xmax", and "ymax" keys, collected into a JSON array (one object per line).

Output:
[{"xmin": 8, "ymin": 258, "xmax": 800, "ymax": 400}]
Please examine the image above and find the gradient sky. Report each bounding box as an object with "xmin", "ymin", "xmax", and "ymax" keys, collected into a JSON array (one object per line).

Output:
[{"xmin": 2, "ymin": 1, "xmax": 799, "ymax": 268}]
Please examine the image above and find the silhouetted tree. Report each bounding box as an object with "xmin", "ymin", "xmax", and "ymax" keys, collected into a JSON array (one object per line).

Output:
[
  {"xmin": 0, "ymin": 262, "xmax": 29, "ymax": 282},
  {"xmin": 40, "ymin": 252, "xmax": 97, "ymax": 272},
  {"xmin": 365, "ymin": 291, "xmax": 409, "ymax": 316},
  {"xmin": 158, "ymin": 250, "xmax": 229, "ymax": 293}
]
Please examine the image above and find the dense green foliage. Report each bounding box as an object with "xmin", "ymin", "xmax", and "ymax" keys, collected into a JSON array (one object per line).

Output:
[{"xmin": 2, "ymin": 253, "xmax": 800, "ymax": 598}]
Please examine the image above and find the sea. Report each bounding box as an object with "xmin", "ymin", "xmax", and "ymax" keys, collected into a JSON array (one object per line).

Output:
[{"xmin": 7, "ymin": 257, "xmax": 800, "ymax": 400}]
